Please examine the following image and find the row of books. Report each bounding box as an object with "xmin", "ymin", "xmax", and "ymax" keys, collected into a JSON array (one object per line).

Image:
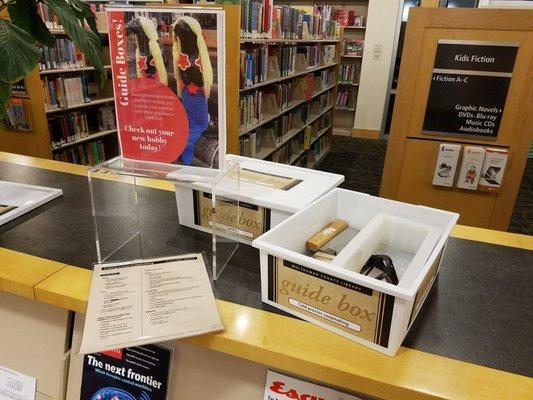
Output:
[
  {"xmin": 241, "ymin": 0, "xmax": 273, "ymax": 38},
  {"xmin": 266, "ymin": 81, "xmax": 296, "ymax": 112},
  {"xmin": 240, "ymin": 91, "xmax": 263, "ymax": 130},
  {"xmin": 333, "ymin": 10, "xmax": 365, "ymax": 28},
  {"xmin": 49, "ymin": 112, "xmax": 89, "ymax": 147},
  {"xmin": 336, "ymin": 90, "xmax": 354, "ymax": 109},
  {"xmin": 299, "ymin": 45, "xmax": 320, "ymax": 69},
  {"xmin": 277, "ymin": 46, "xmax": 297, "ymax": 77},
  {"xmin": 272, "ymin": 5, "xmax": 339, "ymax": 40},
  {"xmin": 339, "ymin": 63, "xmax": 360, "ymax": 84},
  {"xmin": 42, "ymin": 76, "xmax": 91, "ymax": 110},
  {"xmin": 4, "ymin": 99, "xmax": 32, "ymax": 132},
  {"xmin": 310, "ymin": 135, "xmax": 331, "ymax": 161},
  {"xmin": 315, "ymin": 92, "xmax": 332, "ymax": 111},
  {"xmin": 11, "ymin": 79, "xmax": 27, "ymax": 96},
  {"xmin": 240, "ymin": 97, "xmax": 334, "ymax": 160},
  {"xmin": 344, "ymin": 39, "xmax": 364, "ymax": 57},
  {"xmin": 240, "ymin": 44, "xmax": 335, "ymax": 89},
  {"xmin": 53, "ymin": 141, "xmax": 106, "ymax": 166},
  {"xmin": 240, "ymin": 47, "xmax": 269, "ymax": 88},
  {"xmin": 239, "ymin": 133, "xmax": 256, "ymax": 158},
  {"xmin": 270, "ymin": 132, "xmax": 304, "ymax": 164},
  {"xmin": 303, "ymin": 114, "xmax": 331, "ymax": 150},
  {"xmin": 37, "ymin": 3, "xmax": 62, "ymax": 30},
  {"xmin": 48, "ymin": 106, "xmax": 116, "ymax": 148},
  {"xmin": 240, "ymin": 71, "xmax": 333, "ymax": 130},
  {"xmin": 38, "ymin": 38, "xmax": 85, "ymax": 71}
]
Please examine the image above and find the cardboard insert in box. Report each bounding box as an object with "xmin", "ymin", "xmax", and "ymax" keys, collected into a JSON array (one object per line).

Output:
[
  {"xmin": 174, "ymin": 155, "xmax": 344, "ymax": 244},
  {"xmin": 252, "ymin": 188, "xmax": 458, "ymax": 356}
]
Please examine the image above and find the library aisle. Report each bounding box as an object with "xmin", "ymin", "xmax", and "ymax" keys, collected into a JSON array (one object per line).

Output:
[{"xmin": 0, "ymin": 3, "xmax": 532, "ymax": 400}]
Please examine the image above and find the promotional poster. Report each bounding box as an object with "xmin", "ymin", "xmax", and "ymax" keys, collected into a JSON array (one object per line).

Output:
[
  {"xmin": 107, "ymin": 8, "xmax": 226, "ymax": 168},
  {"xmin": 80, "ymin": 345, "xmax": 173, "ymax": 400}
]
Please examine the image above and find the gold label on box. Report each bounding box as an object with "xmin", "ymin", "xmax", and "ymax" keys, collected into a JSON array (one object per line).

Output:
[
  {"xmin": 268, "ymin": 256, "xmax": 395, "ymax": 347},
  {"xmin": 193, "ymin": 190, "xmax": 270, "ymax": 241},
  {"xmin": 0, "ymin": 204, "xmax": 17, "ymax": 216},
  {"xmin": 229, "ymin": 168, "xmax": 302, "ymax": 190}
]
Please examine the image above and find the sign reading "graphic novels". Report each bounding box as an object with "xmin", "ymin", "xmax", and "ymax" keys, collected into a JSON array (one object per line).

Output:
[{"xmin": 423, "ymin": 39, "xmax": 518, "ymax": 140}]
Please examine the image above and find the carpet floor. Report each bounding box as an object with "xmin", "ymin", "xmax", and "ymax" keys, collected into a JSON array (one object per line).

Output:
[{"xmin": 316, "ymin": 136, "xmax": 532, "ymax": 236}]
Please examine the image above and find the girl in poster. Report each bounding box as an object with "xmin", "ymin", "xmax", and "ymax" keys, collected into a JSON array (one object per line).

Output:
[
  {"xmin": 172, "ymin": 16, "xmax": 213, "ymax": 165},
  {"xmin": 125, "ymin": 16, "xmax": 168, "ymax": 86}
]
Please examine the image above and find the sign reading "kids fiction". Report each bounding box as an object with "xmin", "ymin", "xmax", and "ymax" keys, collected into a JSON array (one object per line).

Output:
[{"xmin": 422, "ymin": 39, "xmax": 518, "ymax": 140}]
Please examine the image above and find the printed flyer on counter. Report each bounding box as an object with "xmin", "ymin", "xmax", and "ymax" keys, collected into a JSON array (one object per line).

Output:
[
  {"xmin": 80, "ymin": 345, "xmax": 173, "ymax": 400},
  {"xmin": 0, "ymin": 365, "xmax": 36, "ymax": 400},
  {"xmin": 79, "ymin": 254, "xmax": 223, "ymax": 354},
  {"xmin": 107, "ymin": 7, "xmax": 226, "ymax": 168}
]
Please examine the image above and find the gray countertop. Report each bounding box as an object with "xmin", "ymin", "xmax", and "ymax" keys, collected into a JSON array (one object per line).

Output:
[{"xmin": 0, "ymin": 161, "xmax": 531, "ymax": 377}]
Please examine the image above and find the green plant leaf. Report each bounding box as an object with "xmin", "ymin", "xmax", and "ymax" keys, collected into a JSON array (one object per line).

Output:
[
  {"xmin": 69, "ymin": 0, "xmax": 99, "ymax": 36},
  {"xmin": 0, "ymin": 18, "xmax": 41, "ymax": 83},
  {"xmin": 0, "ymin": 80, "xmax": 11, "ymax": 119},
  {"xmin": 0, "ymin": 81, "xmax": 10, "ymax": 105},
  {"xmin": 44, "ymin": 0, "xmax": 104, "ymax": 74},
  {"xmin": 8, "ymin": 0, "xmax": 56, "ymax": 47}
]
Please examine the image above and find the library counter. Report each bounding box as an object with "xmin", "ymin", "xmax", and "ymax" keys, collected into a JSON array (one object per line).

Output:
[{"xmin": 0, "ymin": 151, "xmax": 532, "ymax": 400}]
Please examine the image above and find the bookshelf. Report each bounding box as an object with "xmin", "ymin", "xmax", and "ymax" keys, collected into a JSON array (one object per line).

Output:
[
  {"xmin": 332, "ymin": 1, "xmax": 368, "ymax": 136},
  {"xmin": 236, "ymin": 1, "xmax": 342, "ymax": 168},
  {"xmin": 0, "ymin": 5, "xmax": 118, "ymax": 165}
]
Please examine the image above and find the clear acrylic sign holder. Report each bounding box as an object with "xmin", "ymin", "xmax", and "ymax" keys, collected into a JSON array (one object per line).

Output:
[{"xmin": 88, "ymin": 156, "xmax": 240, "ymax": 280}]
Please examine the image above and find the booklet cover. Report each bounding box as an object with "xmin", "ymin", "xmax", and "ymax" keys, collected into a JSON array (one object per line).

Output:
[
  {"xmin": 80, "ymin": 345, "xmax": 173, "ymax": 400},
  {"xmin": 107, "ymin": 7, "xmax": 226, "ymax": 168}
]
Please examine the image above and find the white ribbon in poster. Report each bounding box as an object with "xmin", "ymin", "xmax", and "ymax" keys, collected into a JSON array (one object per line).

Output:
[{"xmin": 264, "ymin": 371, "xmax": 362, "ymax": 400}]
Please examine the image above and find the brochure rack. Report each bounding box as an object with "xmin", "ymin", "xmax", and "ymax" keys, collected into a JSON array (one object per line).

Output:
[{"xmin": 88, "ymin": 157, "xmax": 240, "ymax": 280}]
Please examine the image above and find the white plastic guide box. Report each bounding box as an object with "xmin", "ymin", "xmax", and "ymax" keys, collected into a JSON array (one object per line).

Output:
[
  {"xmin": 253, "ymin": 189, "xmax": 458, "ymax": 356},
  {"xmin": 0, "ymin": 181, "xmax": 63, "ymax": 226},
  {"xmin": 174, "ymin": 155, "xmax": 344, "ymax": 244}
]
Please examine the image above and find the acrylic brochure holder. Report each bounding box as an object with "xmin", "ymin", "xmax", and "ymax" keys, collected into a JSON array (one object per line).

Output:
[{"xmin": 88, "ymin": 156, "xmax": 240, "ymax": 280}]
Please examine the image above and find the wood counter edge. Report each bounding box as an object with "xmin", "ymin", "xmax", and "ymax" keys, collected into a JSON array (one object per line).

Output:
[{"xmin": 0, "ymin": 256, "xmax": 527, "ymax": 400}]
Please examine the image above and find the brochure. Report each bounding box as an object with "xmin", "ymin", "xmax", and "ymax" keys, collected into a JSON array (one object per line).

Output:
[
  {"xmin": 107, "ymin": 7, "xmax": 226, "ymax": 168},
  {"xmin": 80, "ymin": 345, "xmax": 173, "ymax": 400},
  {"xmin": 0, "ymin": 365, "xmax": 36, "ymax": 400},
  {"xmin": 79, "ymin": 254, "xmax": 223, "ymax": 354}
]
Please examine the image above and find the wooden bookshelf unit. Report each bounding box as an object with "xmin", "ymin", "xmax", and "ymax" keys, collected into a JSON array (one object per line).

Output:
[
  {"xmin": 332, "ymin": 1, "xmax": 368, "ymax": 136},
  {"xmin": 0, "ymin": 8, "xmax": 118, "ymax": 165},
  {"xmin": 236, "ymin": 1, "xmax": 344, "ymax": 168}
]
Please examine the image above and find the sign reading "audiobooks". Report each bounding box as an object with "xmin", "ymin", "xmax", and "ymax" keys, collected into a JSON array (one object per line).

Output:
[
  {"xmin": 423, "ymin": 39, "xmax": 518, "ymax": 139},
  {"xmin": 264, "ymin": 371, "xmax": 362, "ymax": 400}
]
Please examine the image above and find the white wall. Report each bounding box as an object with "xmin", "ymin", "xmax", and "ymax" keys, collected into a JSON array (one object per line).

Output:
[{"xmin": 354, "ymin": 0, "xmax": 403, "ymax": 133}]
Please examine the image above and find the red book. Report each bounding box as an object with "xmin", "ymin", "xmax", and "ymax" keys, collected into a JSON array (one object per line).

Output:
[{"xmin": 333, "ymin": 10, "xmax": 349, "ymax": 27}]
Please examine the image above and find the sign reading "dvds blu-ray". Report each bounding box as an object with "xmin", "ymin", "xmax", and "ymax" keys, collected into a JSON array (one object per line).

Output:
[{"xmin": 422, "ymin": 39, "xmax": 518, "ymax": 140}]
